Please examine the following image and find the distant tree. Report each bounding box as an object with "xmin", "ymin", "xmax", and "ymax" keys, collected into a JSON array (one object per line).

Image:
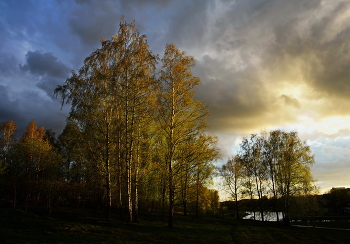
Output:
[
  {"xmin": 240, "ymin": 134, "xmax": 267, "ymax": 221},
  {"xmin": 58, "ymin": 122, "xmax": 83, "ymax": 182},
  {"xmin": 275, "ymin": 131, "xmax": 315, "ymax": 226},
  {"xmin": 261, "ymin": 130, "xmax": 281, "ymax": 221},
  {"xmin": 175, "ymin": 133, "xmax": 219, "ymax": 216},
  {"xmin": 8, "ymin": 120, "xmax": 61, "ymax": 209},
  {"xmin": 290, "ymin": 187, "xmax": 321, "ymax": 220},
  {"xmin": 192, "ymin": 135, "xmax": 219, "ymax": 217},
  {"xmin": 232, "ymin": 130, "xmax": 315, "ymax": 226},
  {"xmin": 203, "ymin": 188, "xmax": 220, "ymax": 215},
  {"xmin": 0, "ymin": 120, "xmax": 17, "ymax": 174},
  {"xmin": 220, "ymin": 155, "xmax": 243, "ymax": 219},
  {"xmin": 58, "ymin": 121, "xmax": 96, "ymax": 207}
]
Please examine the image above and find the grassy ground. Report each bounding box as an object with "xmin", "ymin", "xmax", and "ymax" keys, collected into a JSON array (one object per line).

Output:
[{"xmin": 0, "ymin": 207, "xmax": 350, "ymax": 243}]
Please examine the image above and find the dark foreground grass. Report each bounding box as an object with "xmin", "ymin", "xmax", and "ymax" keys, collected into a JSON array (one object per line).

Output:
[
  {"xmin": 0, "ymin": 207, "xmax": 232, "ymax": 244},
  {"xmin": 0, "ymin": 207, "xmax": 349, "ymax": 244}
]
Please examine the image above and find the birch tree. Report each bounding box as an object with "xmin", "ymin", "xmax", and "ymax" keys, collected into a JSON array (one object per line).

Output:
[
  {"xmin": 240, "ymin": 135, "xmax": 266, "ymax": 221},
  {"xmin": 220, "ymin": 155, "xmax": 243, "ymax": 219},
  {"xmin": 276, "ymin": 131, "xmax": 315, "ymax": 226},
  {"xmin": 55, "ymin": 18, "xmax": 157, "ymax": 221},
  {"xmin": 157, "ymin": 43, "xmax": 208, "ymax": 227}
]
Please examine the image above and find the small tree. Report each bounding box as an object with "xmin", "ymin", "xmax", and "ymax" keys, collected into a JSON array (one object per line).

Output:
[{"xmin": 0, "ymin": 120, "xmax": 16, "ymax": 174}]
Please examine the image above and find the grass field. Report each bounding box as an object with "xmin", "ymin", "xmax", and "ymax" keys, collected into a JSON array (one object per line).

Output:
[{"xmin": 1, "ymin": 207, "xmax": 349, "ymax": 243}]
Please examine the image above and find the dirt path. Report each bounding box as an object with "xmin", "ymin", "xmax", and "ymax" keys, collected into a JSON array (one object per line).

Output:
[{"xmin": 292, "ymin": 225, "xmax": 350, "ymax": 231}]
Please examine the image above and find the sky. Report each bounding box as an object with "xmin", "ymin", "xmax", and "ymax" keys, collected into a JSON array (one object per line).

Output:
[{"xmin": 1, "ymin": 0, "xmax": 350, "ymax": 196}]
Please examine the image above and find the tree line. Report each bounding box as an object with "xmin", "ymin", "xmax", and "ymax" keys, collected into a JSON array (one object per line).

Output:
[
  {"xmin": 0, "ymin": 19, "xmax": 220, "ymax": 227},
  {"xmin": 220, "ymin": 130, "xmax": 316, "ymax": 226}
]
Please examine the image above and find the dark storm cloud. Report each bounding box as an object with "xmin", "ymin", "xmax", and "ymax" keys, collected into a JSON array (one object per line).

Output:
[
  {"xmin": 20, "ymin": 51, "xmax": 69, "ymax": 78},
  {"xmin": 19, "ymin": 50, "xmax": 70, "ymax": 97},
  {"xmin": 65, "ymin": 0, "xmax": 175, "ymax": 60},
  {"xmin": 0, "ymin": 86, "xmax": 21, "ymax": 122},
  {"xmin": 165, "ymin": 0, "xmax": 211, "ymax": 49},
  {"xmin": 0, "ymin": 84, "xmax": 68, "ymax": 135},
  {"xmin": 0, "ymin": 1, "xmax": 36, "ymax": 35},
  {"xmin": 67, "ymin": 0, "xmax": 212, "ymax": 56},
  {"xmin": 194, "ymin": 55, "xmax": 274, "ymax": 133},
  {"xmin": 68, "ymin": 0, "xmax": 122, "ymax": 47},
  {"xmin": 311, "ymin": 26, "xmax": 350, "ymax": 98},
  {"xmin": 18, "ymin": 91, "xmax": 69, "ymax": 132},
  {"xmin": 196, "ymin": 57, "xmax": 267, "ymax": 118}
]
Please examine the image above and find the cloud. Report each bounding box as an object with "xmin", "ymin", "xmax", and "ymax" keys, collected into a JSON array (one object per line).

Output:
[
  {"xmin": 0, "ymin": 84, "xmax": 68, "ymax": 136},
  {"xmin": 265, "ymin": 1, "xmax": 350, "ymax": 101},
  {"xmin": 189, "ymin": 0, "xmax": 350, "ymax": 135},
  {"xmin": 118, "ymin": 0, "xmax": 174, "ymax": 9},
  {"xmin": 164, "ymin": 0, "xmax": 211, "ymax": 49},
  {"xmin": 0, "ymin": 52, "xmax": 18, "ymax": 76},
  {"xmin": 19, "ymin": 50, "xmax": 70, "ymax": 97},
  {"xmin": 20, "ymin": 51, "xmax": 69, "ymax": 78},
  {"xmin": 280, "ymin": 95, "xmax": 301, "ymax": 109},
  {"xmin": 0, "ymin": 85, "xmax": 21, "ymax": 122},
  {"xmin": 68, "ymin": 1, "xmax": 122, "ymax": 47},
  {"xmin": 309, "ymin": 133, "xmax": 350, "ymax": 189}
]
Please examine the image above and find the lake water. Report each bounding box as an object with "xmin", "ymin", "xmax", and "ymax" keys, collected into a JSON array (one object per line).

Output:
[{"xmin": 243, "ymin": 211, "xmax": 283, "ymax": 221}]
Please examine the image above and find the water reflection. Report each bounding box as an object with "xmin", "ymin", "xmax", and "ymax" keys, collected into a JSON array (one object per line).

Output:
[{"xmin": 243, "ymin": 211, "xmax": 283, "ymax": 221}]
